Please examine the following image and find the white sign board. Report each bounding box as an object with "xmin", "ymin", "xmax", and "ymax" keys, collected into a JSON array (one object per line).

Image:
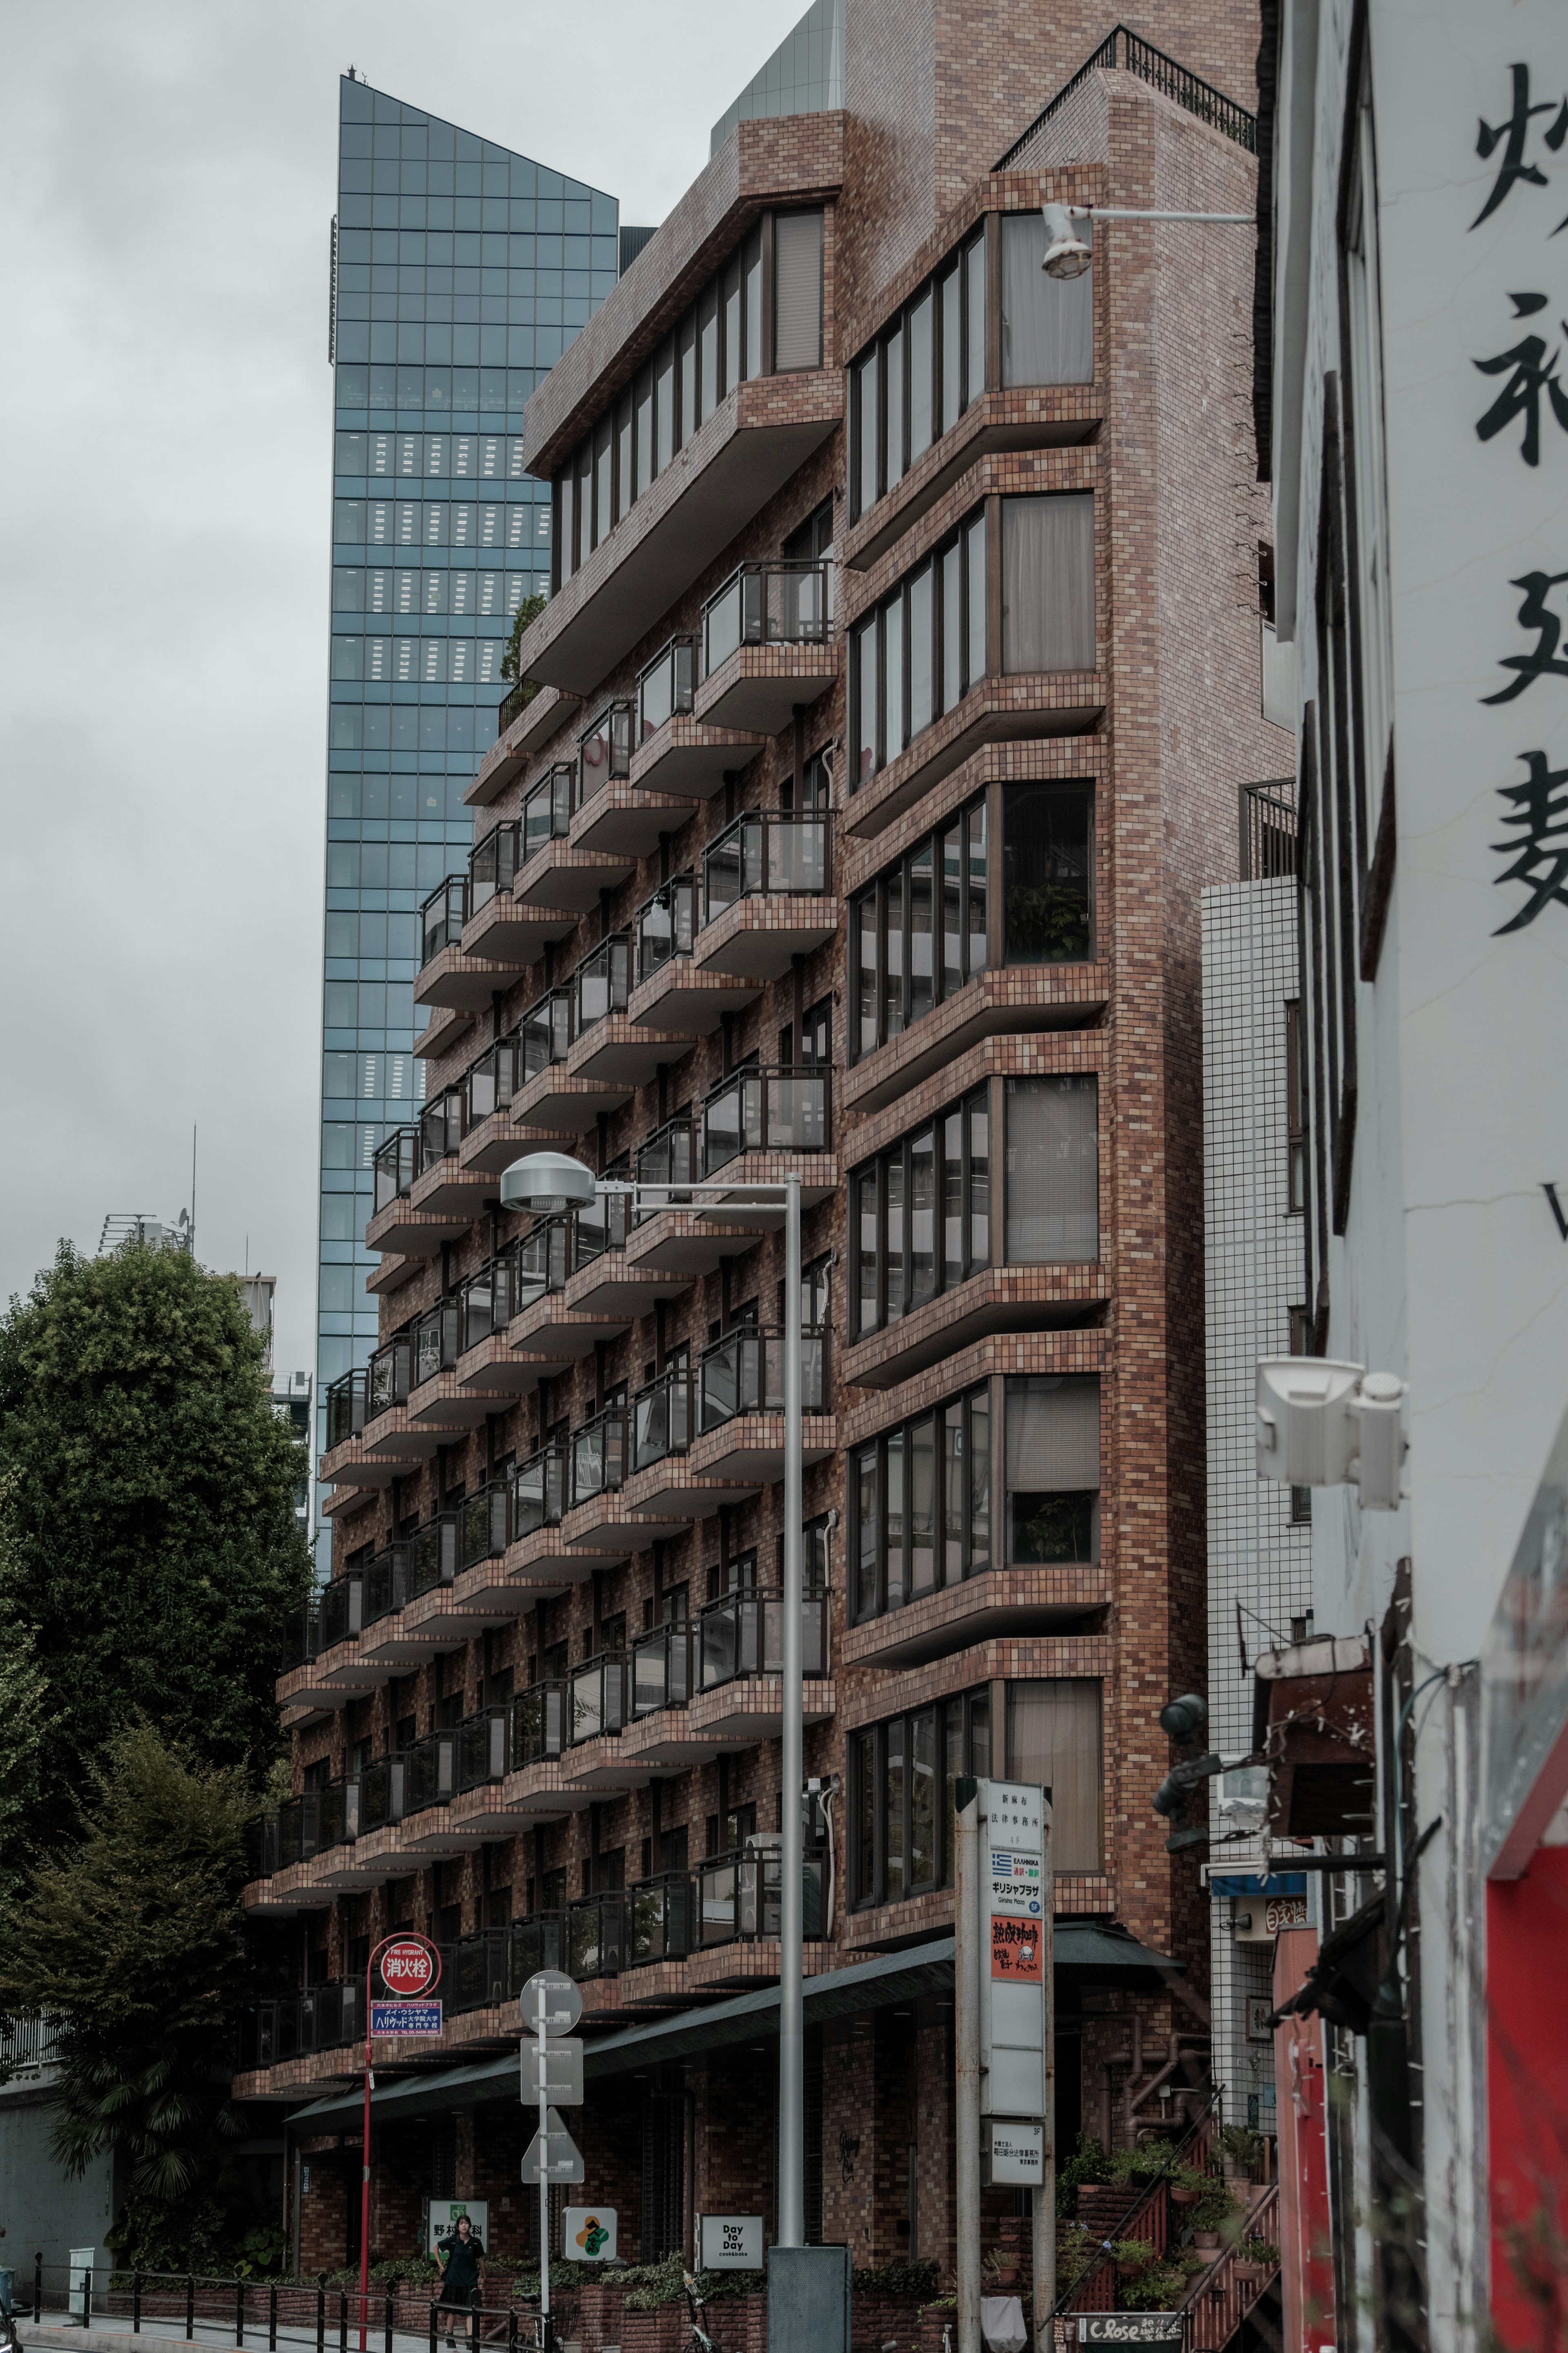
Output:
[
  {"xmin": 976, "ymin": 1779, "xmax": 1050, "ymax": 2121},
  {"xmin": 427, "ymin": 2201, "xmax": 489, "ymax": 2256},
  {"xmin": 981, "ymin": 2118, "xmax": 1044, "ymax": 2186},
  {"xmin": 522, "ymin": 2036, "xmax": 584, "ymax": 2103},
  {"xmin": 699, "ymin": 2215, "xmax": 764, "ymax": 2271},
  {"xmin": 564, "ymin": 2208, "xmax": 617, "ymax": 2261},
  {"xmin": 520, "ymin": 2109, "xmax": 585, "ymax": 2184}
]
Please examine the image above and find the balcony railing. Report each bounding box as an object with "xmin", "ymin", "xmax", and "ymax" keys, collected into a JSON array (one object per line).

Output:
[
  {"xmin": 366, "ymin": 1332, "xmax": 412, "ymax": 1418},
  {"xmin": 363, "ymin": 1511, "xmax": 458, "ymax": 1624},
  {"xmin": 457, "ymin": 1705, "xmax": 510, "ymax": 1793},
  {"xmin": 421, "ymin": 877, "xmax": 468, "ymax": 965},
  {"xmin": 572, "ymin": 933, "xmax": 630, "ymax": 1031},
  {"xmin": 577, "ymin": 703, "xmax": 633, "ymax": 801},
  {"xmin": 372, "ymin": 1127, "xmax": 419, "ymax": 1213},
  {"xmin": 629, "ymin": 1870, "xmax": 696, "ymax": 1964},
  {"xmin": 412, "ymin": 1299, "xmax": 461, "ymax": 1387},
  {"xmin": 462, "ymin": 1035, "xmax": 522, "ymax": 1131},
  {"xmin": 470, "ymin": 819, "xmax": 521, "ymax": 914},
  {"xmin": 631, "ymin": 1619, "xmax": 697, "ymax": 1716},
  {"xmin": 359, "ymin": 1752, "xmax": 408, "ymax": 1835},
  {"xmin": 702, "ymin": 1064, "xmax": 830, "ymax": 1170},
  {"xmin": 699, "ymin": 1840, "xmax": 828, "ymax": 1943},
  {"xmin": 637, "ymin": 635, "xmax": 695, "ymax": 739},
  {"xmin": 519, "ymin": 985, "xmax": 574, "ymax": 1077},
  {"xmin": 512, "ymin": 1194, "xmax": 630, "ymax": 1310},
  {"xmin": 567, "ymin": 1889, "xmax": 627, "ymax": 1981},
  {"xmin": 288, "ymin": 1568, "xmax": 365, "ymax": 1666},
  {"xmin": 634, "ymin": 872, "xmax": 699, "ymax": 982},
  {"xmin": 511, "ymin": 1679, "xmax": 568, "ymax": 1766},
  {"xmin": 703, "ymin": 814, "xmax": 830, "ymax": 919},
  {"xmin": 523, "ymin": 763, "xmax": 575, "ymax": 862},
  {"xmin": 511, "ymin": 1443, "xmax": 566, "ymax": 1539},
  {"xmin": 253, "ymin": 1978, "xmax": 363, "ymax": 2066},
  {"xmin": 404, "ymin": 1727, "xmax": 459, "ymax": 1818},
  {"xmin": 446, "ymin": 1928, "xmax": 514, "ymax": 2015},
  {"xmin": 419, "ymin": 1088, "xmax": 463, "ymax": 1168},
  {"xmin": 456, "ymin": 1256, "xmax": 514, "ymax": 1352},
  {"xmin": 459, "ymin": 1480, "xmax": 510, "ymax": 1571},
  {"xmin": 699, "ymin": 1324, "xmax": 828, "ymax": 1427},
  {"xmin": 512, "ymin": 1909, "xmax": 569, "ymax": 1981},
  {"xmin": 635, "ymin": 1108, "xmax": 700, "ymax": 1200},
  {"xmin": 702, "ymin": 561, "xmax": 832, "ymax": 676},
  {"xmin": 699, "ymin": 1586, "xmax": 830, "ymax": 1688},
  {"xmin": 632, "ymin": 1365, "xmax": 693, "ymax": 1472},
  {"xmin": 570, "ymin": 1653, "xmax": 630, "ymax": 1744},
  {"xmin": 251, "ymin": 1777, "xmax": 362, "ymax": 1877},
  {"xmin": 568, "ymin": 1404, "xmax": 628, "ymax": 1509},
  {"xmin": 325, "ymin": 1367, "xmax": 368, "ymax": 1451},
  {"xmin": 499, "ymin": 676, "xmax": 541, "ymax": 732}
]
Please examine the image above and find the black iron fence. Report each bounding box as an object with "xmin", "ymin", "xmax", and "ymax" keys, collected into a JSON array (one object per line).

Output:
[{"xmin": 995, "ymin": 22, "xmax": 1257, "ymax": 168}]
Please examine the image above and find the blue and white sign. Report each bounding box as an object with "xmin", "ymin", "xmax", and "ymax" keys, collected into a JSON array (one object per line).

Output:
[
  {"xmin": 370, "ymin": 2000, "xmax": 443, "ymax": 2036},
  {"xmin": 988, "ymin": 1848, "xmax": 1042, "ymax": 1916}
]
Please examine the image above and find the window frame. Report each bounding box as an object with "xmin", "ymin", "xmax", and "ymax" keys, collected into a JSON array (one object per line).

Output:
[
  {"xmin": 849, "ymin": 221, "xmax": 991, "ymax": 524},
  {"xmin": 849, "ymin": 1380, "xmax": 993, "ymax": 1623},
  {"xmin": 849, "ymin": 1686, "xmax": 992, "ymax": 1909}
]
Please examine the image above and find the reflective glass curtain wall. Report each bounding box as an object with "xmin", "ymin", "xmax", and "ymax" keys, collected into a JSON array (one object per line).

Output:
[{"xmin": 317, "ymin": 76, "xmax": 619, "ymax": 1566}]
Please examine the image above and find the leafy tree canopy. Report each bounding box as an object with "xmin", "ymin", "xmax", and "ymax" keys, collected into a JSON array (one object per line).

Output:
[{"xmin": 0, "ymin": 1241, "xmax": 313, "ymax": 1854}]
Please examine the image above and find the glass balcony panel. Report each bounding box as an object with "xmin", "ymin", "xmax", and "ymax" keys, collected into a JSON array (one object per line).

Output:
[
  {"xmin": 510, "ymin": 1912, "xmax": 568, "ymax": 1988},
  {"xmin": 511, "ymin": 1445, "xmax": 565, "ymax": 1538},
  {"xmin": 577, "ymin": 703, "xmax": 633, "ymax": 803},
  {"xmin": 457, "ymin": 1706, "xmax": 508, "ymax": 1791},
  {"xmin": 569, "ymin": 1409, "xmax": 626, "ymax": 1508},
  {"xmin": 359, "ymin": 1754, "xmax": 406, "ymax": 1833},
  {"xmin": 568, "ymin": 1890, "xmax": 626, "ymax": 1981},
  {"xmin": 510, "ymin": 1679, "xmax": 568, "ymax": 1766},
  {"xmin": 635, "ymin": 1114, "xmax": 698, "ymax": 1210},
  {"xmin": 372, "ymin": 1130, "xmax": 418, "ymax": 1214},
  {"xmin": 701, "ymin": 563, "xmax": 831, "ymax": 677},
  {"xmin": 367, "ymin": 1334, "xmax": 412, "ymax": 1417},
  {"xmin": 698, "ymin": 1855, "xmax": 739, "ymax": 1946},
  {"xmin": 629, "ymin": 1871, "xmax": 694, "ymax": 1964},
  {"xmin": 575, "ymin": 936, "xmax": 630, "ymax": 1031},
  {"xmin": 522, "ymin": 765, "xmax": 574, "ymax": 862},
  {"xmin": 325, "ymin": 1368, "xmax": 368, "ymax": 1449},
  {"xmin": 317, "ymin": 1571, "xmax": 364, "ymax": 1651},
  {"xmin": 421, "ymin": 877, "xmax": 468, "ymax": 964},
  {"xmin": 768, "ymin": 1069, "xmax": 829, "ymax": 1152},
  {"xmin": 470, "ymin": 820, "xmax": 520, "ymax": 913},
  {"xmin": 635, "ymin": 874, "xmax": 699, "ymax": 981},
  {"xmin": 633, "ymin": 1369, "xmax": 691, "ymax": 1470}
]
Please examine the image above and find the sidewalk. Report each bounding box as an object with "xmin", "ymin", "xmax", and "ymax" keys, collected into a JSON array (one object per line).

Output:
[{"xmin": 22, "ymin": 2315, "xmax": 516, "ymax": 2353}]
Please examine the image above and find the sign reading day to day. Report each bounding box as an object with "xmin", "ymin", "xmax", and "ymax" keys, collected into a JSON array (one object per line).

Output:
[{"xmin": 699, "ymin": 2215, "xmax": 764, "ymax": 2271}]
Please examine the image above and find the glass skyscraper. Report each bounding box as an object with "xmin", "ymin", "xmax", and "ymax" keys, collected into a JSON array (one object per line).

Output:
[{"xmin": 317, "ymin": 75, "xmax": 619, "ymax": 1566}]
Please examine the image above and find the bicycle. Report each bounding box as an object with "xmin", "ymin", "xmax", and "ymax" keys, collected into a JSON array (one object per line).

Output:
[{"xmin": 682, "ymin": 2270, "xmax": 723, "ymax": 2353}]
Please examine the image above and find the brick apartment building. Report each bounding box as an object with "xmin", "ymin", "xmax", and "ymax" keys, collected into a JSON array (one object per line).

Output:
[{"xmin": 241, "ymin": 0, "xmax": 1290, "ymax": 2281}]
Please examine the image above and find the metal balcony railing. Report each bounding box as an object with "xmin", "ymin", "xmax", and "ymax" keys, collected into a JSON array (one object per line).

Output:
[
  {"xmin": 511, "ymin": 1444, "xmax": 566, "ymax": 1539},
  {"xmin": 699, "ymin": 1324, "xmax": 829, "ymax": 1427},
  {"xmin": 324, "ymin": 1367, "xmax": 368, "ymax": 1450},
  {"xmin": 419, "ymin": 1087, "xmax": 463, "ymax": 1168},
  {"xmin": 512, "ymin": 1195, "xmax": 629, "ymax": 1314},
  {"xmin": 446, "ymin": 1929, "xmax": 513, "ymax": 2015},
  {"xmin": 459, "ymin": 1480, "xmax": 510, "ymax": 1572},
  {"xmin": 570, "ymin": 1653, "xmax": 630, "ymax": 1745},
  {"xmin": 470, "ymin": 819, "xmax": 521, "ymax": 914},
  {"xmin": 359, "ymin": 1752, "xmax": 408, "ymax": 1836},
  {"xmin": 420, "ymin": 876, "xmax": 468, "ymax": 966},
  {"xmin": 572, "ymin": 933, "xmax": 630, "ymax": 1031},
  {"xmin": 366, "ymin": 1332, "xmax": 412, "ymax": 1418},
  {"xmin": 577, "ymin": 703, "xmax": 633, "ymax": 801},
  {"xmin": 455, "ymin": 1257, "xmax": 514, "ymax": 1353},
  {"xmin": 404, "ymin": 1728, "xmax": 458, "ymax": 1819},
  {"xmin": 702, "ymin": 560, "xmax": 832, "ymax": 676},
  {"xmin": 632, "ymin": 1365, "xmax": 693, "ymax": 1472},
  {"xmin": 251, "ymin": 1777, "xmax": 361, "ymax": 1878},
  {"xmin": 456, "ymin": 1706, "xmax": 510, "ymax": 1793},
  {"xmin": 254, "ymin": 1979, "xmax": 363, "ymax": 2066},
  {"xmin": 634, "ymin": 872, "xmax": 699, "ymax": 981},
  {"xmin": 629, "ymin": 1870, "xmax": 697, "ymax": 1965},
  {"xmin": 362, "ymin": 1511, "xmax": 459, "ymax": 1625},
  {"xmin": 702, "ymin": 1064, "xmax": 830, "ymax": 1170},
  {"xmin": 568, "ymin": 1404, "xmax": 628, "ymax": 1509},
  {"xmin": 635, "ymin": 1108, "xmax": 700, "ymax": 1203},
  {"xmin": 637, "ymin": 635, "xmax": 695, "ymax": 739},
  {"xmin": 512, "ymin": 1909, "xmax": 569, "ymax": 1982},
  {"xmin": 698, "ymin": 1586, "xmax": 830, "ymax": 1689},
  {"xmin": 318, "ymin": 1570, "xmax": 365, "ymax": 1652},
  {"xmin": 412, "ymin": 1298, "xmax": 461, "ymax": 1387},
  {"xmin": 523, "ymin": 763, "xmax": 575, "ymax": 862},
  {"xmin": 372, "ymin": 1127, "xmax": 419, "ymax": 1213},
  {"xmin": 698, "ymin": 1840, "xmax": 828, "ymax": 1944},
  {"xmin": 510, "ymin": 1679, "xmax": 569, "ymax": 1767},
  {"xmin": 631, "ymin": 1619, "xmax": 697, "ymax": 1716},
  {"xmin": 462, "ymin": 1034, "xmax": 522, "ymax": 1132},
  {"xmin": 567, "ymin": 1889, "xmax": 627, "ymax": 1981},
  {"xmin": 519, "ymin": 985, "xmax": 574, "ymax": 1077},
  {"xmin": 703, "ymin": 813, "xmax": 831, "ymax": 918}
]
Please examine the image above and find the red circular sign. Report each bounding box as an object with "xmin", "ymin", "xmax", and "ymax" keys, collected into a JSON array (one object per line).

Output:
[{"xmin": 379, "ymin": 1937, "xmax": 439, "ymax": 1996}]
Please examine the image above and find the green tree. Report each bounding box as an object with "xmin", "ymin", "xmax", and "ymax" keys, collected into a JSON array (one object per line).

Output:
[
  {"xmin": 500, "ymin": 591, "xmax": 546, "ymax": 684},
  {"xmin": 0, "ymin": 1240, "xmax": 313, "ymax": 1862},
  {"xmin": 0, "ymin": 1724, "xmax": 256, "ymax": 2268}
]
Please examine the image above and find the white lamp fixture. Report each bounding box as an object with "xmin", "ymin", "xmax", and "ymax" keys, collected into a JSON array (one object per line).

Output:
[
  {"xmin": 1255, "ymin": 1356, "xmax": 1408, "ymax": 1511},
  {"xmin": 1041, "ymin": 197, "xmax": 1254, "ymax": 281},
  {"xmin": 500, "ymin": 1151, "xmax": 599, "ymax": 1214}
]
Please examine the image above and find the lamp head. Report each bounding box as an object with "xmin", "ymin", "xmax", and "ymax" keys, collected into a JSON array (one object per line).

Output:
[
  {"xmin": 1042, "ymin": 201, "xmax": 1093, "ymax": 281},
  {"xmin": 500, "ymin": 1151, "xmax": 597, "ymax": 1214}
]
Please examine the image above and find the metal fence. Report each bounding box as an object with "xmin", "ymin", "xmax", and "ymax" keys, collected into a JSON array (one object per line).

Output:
[{"xmin": 996, "ymin": 22, "xmax": 1258, "ymax": 169}]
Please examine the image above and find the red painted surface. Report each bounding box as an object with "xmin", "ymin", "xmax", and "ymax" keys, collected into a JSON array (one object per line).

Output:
[
  {"xmin": 1487, "ymin": 1847, "xmax": 1568, "ymax": 2351},
  {"xmin": 1273, "ymin": 1927, "xmax": 1336, "ymax": 2353}
]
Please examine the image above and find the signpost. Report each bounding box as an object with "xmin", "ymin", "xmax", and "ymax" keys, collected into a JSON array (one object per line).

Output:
[
  {"xmin": 520, "ymin": 1970, "xmax": 585, "ymax": 2353},
  {"xmin": 699, "ymin": 2216, "xmax": 765, "ymax": 2271},
  {"xmin": 361, "ymin": 1934, "xmax": 441, "ymax": 2353}
]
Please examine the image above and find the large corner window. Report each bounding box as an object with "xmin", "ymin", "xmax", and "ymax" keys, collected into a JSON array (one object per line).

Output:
[
  {"xmin": 852, "ymin": 1088, "xmax": 990, "ymax": 1338},
  {"xmin": 1005, "ymin": 1679, "xmax": 1103, "ymax": 1871},
  {"xmin": 555, "ymin": 209, "xmax": 825, "ymax": 586},
  {"xmin": 1005, "ymin": 1374, "xmax": 1100, "ymax": 1563},
  {"xmin": 849, "ymin": 1688, "xmax": 991, "ymax": 1907},
  {"xmin": 851, "ymin": 1383, "xmax": 991, "ymax": 1620},
  {"xmin": 851, "ymin": 510, "xmax": 987, "ymax": 787},
  {"xmin": 1004, "ymin": 1075, "xmax": 1098, "ymax": 1262},
  {"xmin": 1003, "ymin": 782, "xmax": 1093, "ymax": 961},
  {"xmin": 851, "ymin": 226, "xmax": 988, "ymax": 522},
  {"xmin": 1000, "ymin": 213, "xmax": 1093, "ymax": 388},
  {"xmin": 1001, "ymin": 494, "xmax": 1095, "ymax": 673},
  {"xmin": 851, "ymin": 795, "xmax": 989, "ymax": 1059}
]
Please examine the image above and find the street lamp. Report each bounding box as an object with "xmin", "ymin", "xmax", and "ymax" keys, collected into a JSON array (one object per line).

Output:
[
  {"xmin": 500, "ymin": 1151, "xmax": 811, "ymax": 2248},
  {"xmin": 1040, "ymin": 198, "xmax": 1254, "ymax": 280}
]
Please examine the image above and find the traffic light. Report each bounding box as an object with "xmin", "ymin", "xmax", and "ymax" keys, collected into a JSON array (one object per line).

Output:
[{"xmin": 1153, "ymin": 1693, "xmax": 1222, "ymax": 1852}]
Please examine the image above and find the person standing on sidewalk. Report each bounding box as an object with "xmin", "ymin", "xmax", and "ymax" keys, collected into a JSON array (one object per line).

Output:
[{"xmin": 435, "ymin": 2212, "xmax": 484, "ymax": 2351}]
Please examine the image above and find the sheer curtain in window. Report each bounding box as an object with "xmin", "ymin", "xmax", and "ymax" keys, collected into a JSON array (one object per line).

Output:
[
  {"xmin": 1004, "ymin": 1374, "xmax": 1100, "ymax": 1563},
  {"xmin": 1006, "ymin": 1679, "xmax": 1102, "ymax": 1871},
  {"xmin": 1005, "ymin": 1075, "xmax": 1098, "ymax": 1261},
  {"xmin": 1002, "ymin": 495, "xmax": 1095, "ymax": 673},
  {"xmin": 1000, "ymin": 214, "xmax": 1093, "ymax": 387}
]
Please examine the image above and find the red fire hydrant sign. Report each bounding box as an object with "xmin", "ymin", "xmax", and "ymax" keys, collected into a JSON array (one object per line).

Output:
[
  {"xmin": 990, "ymin": 1915, "xmax": 1044, "ymax": 1982},
  {"xmin": 380, "ymin": 1938, "xmax": 439, "ymax": 1996}
]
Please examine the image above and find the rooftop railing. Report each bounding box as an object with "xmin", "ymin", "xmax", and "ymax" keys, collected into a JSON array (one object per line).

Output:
[
  {"xmin": 703, "ymin": 812, "xmax": 830, "ymax": 919},
  {"xmin": 420, "ymin": 876, "xmax": 468, "ymax": 965},
  {"xmin": 702, "ymin": 560, "xmax": 832, "ymax": 676},
  {"xmin": 702, "ymin": 1063, "xmax": 831, "ymax": 1170},
  {"xmin": 637, "ymin": 635, "xmax": 695, "ymax": 739},
  {"xmin": 577, "ymin": 703, "xmax": 633, "ymax": 801},
  {"xmin": 634, "ymin": 872, "xmax": 699, "ymax": 982}
]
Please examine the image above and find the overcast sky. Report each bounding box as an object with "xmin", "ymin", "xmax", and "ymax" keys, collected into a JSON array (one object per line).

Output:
[{"xmin": 0, "ymin": 0, "xmax": 804, "ymax": 1380}]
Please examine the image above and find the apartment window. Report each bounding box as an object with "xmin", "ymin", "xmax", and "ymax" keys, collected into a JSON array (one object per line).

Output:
[
  {"xmin": 1006, "ymin": 1680, "xmax": 1103, "ymax": 1871},
  {"xmin": 1000, "ymin": 212, "xmax": 1094, "ymax": 387},
  {"xmin": 553, "ymin": 210, "xmax": 825, "ymax": 585},
  {"xmin": 851, "ymin": 1383, "xmax": 990, "ymax": 1620},
  {"xmin": 851, "ymin": 795, "xmax": 989, "ymax": 1058},
  {"xmin": 1004, "ymin": 1075, "xmax": 1099, "ymax": 1262},
  {"xmin": 1002, "ymin": 495, "xmax": 1095, "ymax": 673},
  {"xmin": 852, "ymin": 1087, "xmax": 989, "ymax": 1337},
  {"xmin": 851, "ymin": 511, "xmax": 987, "ymax": 785},
  {"xmin": 1005, "ymin": 1375, "xmax": 1100, "ymax": 1563},
  {"xmin": 850, "ymin": 226, "xmax": 988, "ymax": 521},
  {"xmin": 849, "ymin": 1688, "xmax": 991, "ymax": 1906},
  {"xmin": 1003, "ymin": 782, "xmax": 1093, "ymax": 961}
]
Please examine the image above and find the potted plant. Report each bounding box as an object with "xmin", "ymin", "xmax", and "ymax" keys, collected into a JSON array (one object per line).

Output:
[
  {"xmin": 1109, "ymin": 2240, "xmax": 1152, "ymax": 2282},
  {"xmin": 983, "ymin": 2246, "xmax": 1019, "ymax": 2293},
  {"xmin": 1218, "ymin": 2124, "xmax": 1263, "ymax": 2186},
  {"xmin": 1168, "ymin": 2162, "xmax": 1207, "ymax": 2211},
  {"xmin": 1193, "ymin": 2179, "xmax": 1244, "ymax": 2237},
  {"xmin": 1232, "ymin": 2236, "xmax": 1279, "ymax": 2288}
]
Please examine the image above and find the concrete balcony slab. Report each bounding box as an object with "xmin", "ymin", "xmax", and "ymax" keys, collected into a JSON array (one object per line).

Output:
[
  {"xmin": 693, "ymin": 640, "xmax": 840, "ymax": 736},
  {"xmin": 693, "ymin": 894, "xmax": 840, "ymax": 980}
]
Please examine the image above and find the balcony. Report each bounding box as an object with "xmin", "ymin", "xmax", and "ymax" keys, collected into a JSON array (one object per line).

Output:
[
  {"xmin": 501, "ymin": 979, "xmax": 639, "ymax": 1136},
  {"xmin": 562, "ymin": 932, "xmax": 691, "ymax": 1090},
  {"xmin": 557, "ymin": 1403, "xmax": 697, "ymax": 1556},
  {"xmin": 366, "ymin": 1126, "xmax": 481, "ymax": 1260},
  {"xmin": 693, "ymin": 562, "xmax": 838, "ymax": 735},
  {"xmin": 628, "ymin": 873, "xmax": 756, "ymax": 1035},
  {"xmin": 467, "ymin": 683, "xmax": 581, "ymax": 807},
  {"xmin": 842, "ymin": 1262, "xmax": 1109, "ymax": 1390},
  {"xmin": 567, "ymin": 692, "xmax": 700, "ymax": 858},
  {"xmin": 621, "ymin": 1332, "xmax": 834, "ymax": 1519},
  {"xmin": 630, "ymin": 633, "xmax": 763, "ymax": 799},
  {"xmin": 694, "ymin": 812, "xmax": 838, "ymax": 981},
  {"xmin": 697, "ymin": 1064, "xmax": 836, "ymax": 1218},
  {"xmin": 413, "ymin": 878, "xmax": 518, "ymax": 1013},
  {"xmin": 562, "ymin": 1845, "xmax": 829, "ymax": 1989},
  {"xmin": 455, "ymin": 797, "xmax": 578, "ymax": 972}
]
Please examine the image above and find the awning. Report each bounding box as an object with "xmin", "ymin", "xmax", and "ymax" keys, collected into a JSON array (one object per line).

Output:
[
  {"xmin": 1270, "ymin": 1892, "xmax": 1384, "ymax": 2034},
  {"xmin": 285, "ymin": 1925, "xmax": 1183, "ymax": 2132}
]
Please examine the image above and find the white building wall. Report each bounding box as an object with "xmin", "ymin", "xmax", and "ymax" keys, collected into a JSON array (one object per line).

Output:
[{"xmin": 1202, "ymin": 876, "xmax": 1312, "ymax": 2129}]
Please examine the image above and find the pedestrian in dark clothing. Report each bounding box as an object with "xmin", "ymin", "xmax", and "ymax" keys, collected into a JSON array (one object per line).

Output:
[{"xmin": 436, "ymin": 2213, "xmax": 484, "ymax": 2351}]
